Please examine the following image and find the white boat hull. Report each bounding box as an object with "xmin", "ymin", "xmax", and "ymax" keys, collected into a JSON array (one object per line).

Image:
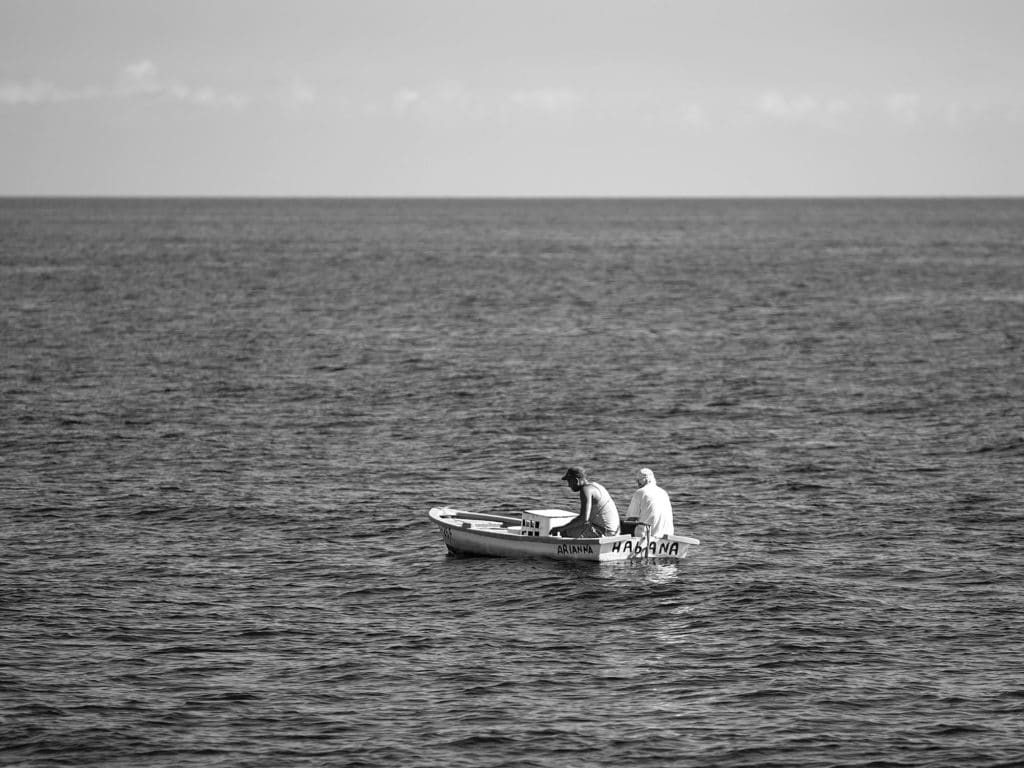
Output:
[{"xmin": 429, "ymin": 507, "xmax": 699, "ymax": 562}]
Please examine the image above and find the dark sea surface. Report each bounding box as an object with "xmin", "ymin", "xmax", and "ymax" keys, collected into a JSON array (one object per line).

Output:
[{"xmin": 2, "ymin": 198, "xmax": 1023, "ymax": 767}]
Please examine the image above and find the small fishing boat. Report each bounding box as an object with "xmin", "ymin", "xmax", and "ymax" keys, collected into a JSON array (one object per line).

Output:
[{"xmin": 429, "ymin": 506, "xmax": 699, "ymax": 562}]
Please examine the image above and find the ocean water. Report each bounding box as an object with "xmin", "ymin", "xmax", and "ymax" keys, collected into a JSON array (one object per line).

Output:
[{"xmin": 1, "ymin": 198, "xmax": 1023, "ymax": 767}]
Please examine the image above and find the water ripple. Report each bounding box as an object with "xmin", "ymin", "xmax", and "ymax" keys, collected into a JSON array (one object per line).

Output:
[{"xmin": 2, "ymin": 199, "xmax": 1023, "ymax": 767}]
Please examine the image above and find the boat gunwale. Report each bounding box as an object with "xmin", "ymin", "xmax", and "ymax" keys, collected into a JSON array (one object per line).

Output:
[{"xmin": 429, "ymin": 506, "xmax": 700, "ymax": 547}]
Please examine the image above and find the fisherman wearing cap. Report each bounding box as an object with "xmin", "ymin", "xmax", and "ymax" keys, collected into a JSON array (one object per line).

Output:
[
  {"xmin": 626, "ymin": 467, "xmax": 675, "ymax": 541},
  {"xmin": 550, "ymin": 466, "xmax": 620, "ymax": 538}
]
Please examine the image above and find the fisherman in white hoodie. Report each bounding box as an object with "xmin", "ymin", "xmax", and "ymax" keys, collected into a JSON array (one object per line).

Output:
[{"xmin": 626, "ymin": 467, "xmax": 674, "ymax": 541}]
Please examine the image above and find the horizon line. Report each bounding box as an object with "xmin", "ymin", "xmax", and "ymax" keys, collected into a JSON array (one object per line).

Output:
[{"xmin": 2, "ymin": 193, "xmax": 1022, "ymax": 201}]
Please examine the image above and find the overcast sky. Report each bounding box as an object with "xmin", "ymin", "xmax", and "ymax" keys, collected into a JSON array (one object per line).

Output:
[{"xmin": 2, "ymin": 0, "xmax": 1022, "ymax": 196}]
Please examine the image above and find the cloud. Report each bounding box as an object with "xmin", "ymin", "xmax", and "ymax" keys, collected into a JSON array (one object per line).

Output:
[
  {"xmin": 755, "ymin": 90, "xmax": 857, "ymax": 128},
  {"xmin": 760, "ymin": 90, "xmax": 817, "ymax": 120},
  {"xmin": 117, "ymin": 60, "xmax": 162, "ymax": 95},
  {"xmin": 756, "ymin": 89, "xmax": 1024, "ymax": 130},
  {"xmin": 117, "ymin": 60, "xmax": 249, "ymax": 107},
  {"xmin": 508, "ymin": 88, "xmax": 581, "ymax": 114},
  {"xmin": 0, "ymin": 61, "xmax": 248, "ymax": 108},
  {"xmin": 885, "ymin": 92, "xmax": 920, "ymax": 125},
  {"xmin": 0, "ymin": 79, "xmax": 99, "ymax": 105},
  {"xmin": 392, "ymin": 88, "xmax": 421, "ymax": 114},
  {"xmin": 824, "ymin": 98, "xmax": 853, "ymax": 118},
  {"xmin": 389, "ymin": 82, "xmax": 584, "ymax": 122},
  {"xmin": 287, "ymin": 79, "xmax": 317, "ymax": 106},
  {"xmin": 942, "ymin": 98, "xmax": 1024, "ymax": 129},
  {"xmin": 671, "ymin": 102, "xmax": 709, "ymax": 129},
  {"xmin": 390, "ymin": 81, "xmax": 476, "ymax": 119},
  {"xmin": 435, "ymin": 82, "xmax": 472, "ymax": 110}
]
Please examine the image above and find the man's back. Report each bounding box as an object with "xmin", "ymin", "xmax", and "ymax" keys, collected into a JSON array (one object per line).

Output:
[{"xmin": 631, "ymin": 483, "xmax": 674, "ymax": 538}]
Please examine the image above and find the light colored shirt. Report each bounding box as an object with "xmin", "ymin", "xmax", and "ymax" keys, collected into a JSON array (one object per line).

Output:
[{"xmin": 626, "ymin": 482, "xmax": 674, "ymax": 538}]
